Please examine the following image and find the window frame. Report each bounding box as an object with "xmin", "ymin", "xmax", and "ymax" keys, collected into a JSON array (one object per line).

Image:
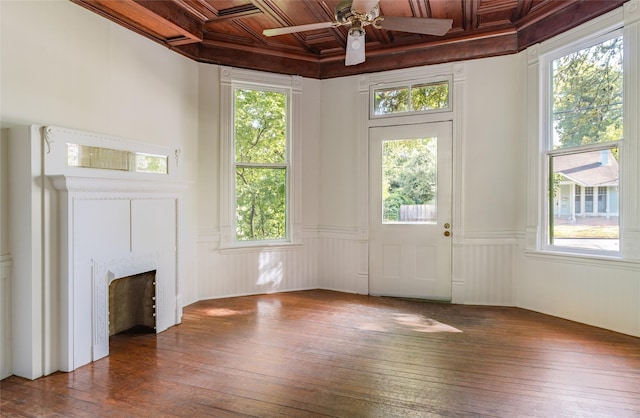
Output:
[
  {"xmin": 219, "ymin": 67, "xmax": 303, "ymax": 252},
  {"xmin": 232, "ymin": 84, "xmax": 291, "ymax": 244},
  {"xmin": 544, "ymin": 141, "xmax": 621, "ymax": 254},
  {"xmin": 537, "ymin": 24, "xmax": 625, "ymax": 258},
  {"xmin": 369, "ymin": 76, "xmax": 452, "ymax": 119}
]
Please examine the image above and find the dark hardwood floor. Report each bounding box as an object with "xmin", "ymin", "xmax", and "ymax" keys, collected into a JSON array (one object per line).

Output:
[{"xmin": 1, "ymin": 290, "xmax": 639, "ymax": 417}]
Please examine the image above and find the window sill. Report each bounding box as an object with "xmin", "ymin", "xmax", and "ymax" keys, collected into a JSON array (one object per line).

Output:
[
  {"xmin": 523, "ymin": 248, "xmax": 640, "ymax": 271},
  {"xmin": 218, "ymin": 241, "xmax": 303, "ymax": 255}
]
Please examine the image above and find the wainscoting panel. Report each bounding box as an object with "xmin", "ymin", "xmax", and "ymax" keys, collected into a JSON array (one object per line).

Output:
[
  {"xmin": 197, "ymin": 229, "xmax": 521, "ymax": 303},
  {"xmin": 196, "ymin": 232, "xmax": 320, "ymax": 300},
  {"xmin": 453, "ymin": 236, "xmax": 519, "ymax": 306},
  {"xmin": 318, "ymin": 227, "xmax": 363, "ymax": 294},
  {"xmin": 517, "ymin": 252, "xmax": 640, "ymax": 337},
  {"xmin": 196, "ymin": 226, "xmax": 368, "ymax": 300},
  {"xmin": 1, "ymin": 255, "xmax": 12, "ymax": 379}
]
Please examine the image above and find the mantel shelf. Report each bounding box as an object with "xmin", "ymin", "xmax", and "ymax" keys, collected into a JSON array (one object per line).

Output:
[{"xmin": 49, "ymin": 174, "xmax": 189, "ymax": 194}]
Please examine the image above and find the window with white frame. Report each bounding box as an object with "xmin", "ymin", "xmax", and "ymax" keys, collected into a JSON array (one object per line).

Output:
[
  {"xmin": 371, "ymin": 79, "xmax": 450, "ymax": 117},
  {"xmin": 219, "ymin": 68, "xmax": 301, "ymax": 250},
  {"xmin": 544, "ymin": 31, "xmax": 623, "ymax": 254},
  {"xmin": 232, "ymin": 86, "xmax": 290, "ymax": 242}
]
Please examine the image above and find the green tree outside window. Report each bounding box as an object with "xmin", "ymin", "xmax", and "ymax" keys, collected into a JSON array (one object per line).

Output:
[{"xmin": 234, "ymin": 88, "xmax": 288, "ymax": 241}]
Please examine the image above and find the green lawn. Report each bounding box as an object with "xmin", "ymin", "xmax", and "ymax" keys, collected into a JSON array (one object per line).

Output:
[{"xmin": 553, "ymin": 225, "xmax": 619, "ymax": 239}]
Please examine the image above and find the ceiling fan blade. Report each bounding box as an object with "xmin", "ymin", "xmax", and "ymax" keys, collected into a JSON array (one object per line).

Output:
[
  {"xmin": 379, "ymin": 16, "xmax": 453, "ymax": 36},
  {"xmin": 345, "ymin": 32, "xmax": 366, "ymax": 66},
  {"xmin": 263, "ymin": 21, "xmax": 336, "ymax": 37},
  {"xmin": 351, "ymin": 0, "xmax": 379, "ymax": 15}
]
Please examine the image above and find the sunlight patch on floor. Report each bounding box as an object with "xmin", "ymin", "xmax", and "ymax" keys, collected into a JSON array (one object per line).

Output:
[
  {"xmin": 394, "ymin": 313, "xmax": 462, "ymax": 333},
  {"xmin": 204, "ymin": 308, "xmax": 253, "ymax": 317},
  {"xmin": 357, "ymin": 313, "xmax": 462, "ymax": 333}
]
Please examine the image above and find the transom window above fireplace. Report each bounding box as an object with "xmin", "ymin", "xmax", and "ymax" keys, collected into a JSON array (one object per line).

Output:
[{"xmin": 67, "ymin": 143, "xmax": 168, "ymax": 174}]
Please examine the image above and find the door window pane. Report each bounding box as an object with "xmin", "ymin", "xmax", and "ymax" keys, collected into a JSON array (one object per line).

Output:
[{"xmin": 382, "ymin": 138, "xmax": 437, "ymax": 223}]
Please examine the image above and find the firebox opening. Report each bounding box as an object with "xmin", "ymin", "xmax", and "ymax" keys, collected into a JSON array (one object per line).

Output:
[{"xmin": 109, "ymin": 270, "xmax": 157, "ymax": 336}]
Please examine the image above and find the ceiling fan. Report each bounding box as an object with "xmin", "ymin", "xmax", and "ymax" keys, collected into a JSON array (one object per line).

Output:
[{"xmin": 263, "ymin": 0, "xmax": 453, "ymax": 66}]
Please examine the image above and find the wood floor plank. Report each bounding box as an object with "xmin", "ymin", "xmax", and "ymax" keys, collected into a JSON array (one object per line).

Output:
[{"xmin": 1, "ymin": 290, "xmax": 639, "ymax": 417}]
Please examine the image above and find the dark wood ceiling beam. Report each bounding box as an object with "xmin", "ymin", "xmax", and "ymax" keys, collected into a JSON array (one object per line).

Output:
[
  {"xmin": 70, "ymin": 0, "xmax": 630, "ymax": 80},
  {"xmin": 202, "ymin": 37, "xmax": 323, "ymax": 60},
  {"xmin": 250, "ymin": 0, "xmax": 336, "ymax": 54},
  {"xmin": 407, "ymin": 0, "xmax": 423, "ymax": 17},
  {"xmin": 477, "ymin": 0, "xmax": 519, "ymax": 14},
  {"xmin": 173, "ymin": 0, "xmax": 211, "ymax": 21},
  {"xmin": 512, "ymin": 0, "xmax": 535, "ymax": 21},
  {"xmin": 69, "ymin": 0, "xmax": 198, "ymax": 46},
  {"xmin": 464, "ymin": 0, "xmax": 478, "ymax": 30},
  {"xmin": 130, "ymin": 0, "xmax": 203, "ymax": 44},
  {"xmin": 197, "ymin": 43, "xmax": 322, "ymax": 78},
  {"xmin": 319, "ymin": 30, "xmax": 519, "ymax": 78},
  {"xmin": 517, "ymin": 0, "xmax": 626, "ymax": 50},
  {"xmin": 208, "ymin": 4, "xmax": 263, "ymax": 22}
]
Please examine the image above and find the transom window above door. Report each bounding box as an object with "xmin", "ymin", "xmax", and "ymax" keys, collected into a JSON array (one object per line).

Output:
[{"xmin": 371, "ymin": 80, "xmax": 450, "ymax": 117}]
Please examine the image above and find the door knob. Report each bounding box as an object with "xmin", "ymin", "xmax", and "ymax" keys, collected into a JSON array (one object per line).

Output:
[{"xmin": 444, "ymin": 231, "xmax": 451, "ymax": 237}]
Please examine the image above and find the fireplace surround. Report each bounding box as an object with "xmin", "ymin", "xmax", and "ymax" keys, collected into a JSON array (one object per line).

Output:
[
  {"xmin": 8, "ymin": 125, "xmax": 187, "ymax": 378},
  {"xmin": 44, "ymin": 126, "xmax": 185, "ymax": 372}
]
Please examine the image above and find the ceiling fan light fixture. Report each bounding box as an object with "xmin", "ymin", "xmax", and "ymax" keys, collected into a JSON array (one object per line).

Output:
[
  {"xmin": 262, "ymin": 0, "xmax": 452, "ymax": 68},
  {"xmin": 345, "ymin": 31, "xmax": 366, "ymax": 66}
]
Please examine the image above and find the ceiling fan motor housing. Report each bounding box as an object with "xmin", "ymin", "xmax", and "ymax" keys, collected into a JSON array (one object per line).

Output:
[{"xmin": 335, "ymin": 0, "xmax": 380, "ymax": 25}]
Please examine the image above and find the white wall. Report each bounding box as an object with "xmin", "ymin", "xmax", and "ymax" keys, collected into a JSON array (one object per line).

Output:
[
  {"xmin": 1, "ymin": 0, "xmax": 638, "ymax": 383},
  {"xmin": 314, "ymin": 44, "xmax": 639, "ymax": 337},
  {"xmin": 1, "ymin": 0, "xmax": 200, "ymax": 378},
  {"xmin": 0, "ymin": 129, "xmax": 9, "ymax": 378},
  {"xmin": 0, "ymin": 129, "xmax": 8, "ymax": 256},
  {"xmin": 195, "ymin": 66, "xmax": 323, "ymax": 300},
  {"xmin": 461, "ymin": 56, "xmax": 526, "ymax": 235},
  {"xmin": 316, "ymin": 61, "xmax": 526, "ymax": 301},
  {"xmin": 453, "ymin": 55, "xmax": 526, "ymax": 306},
  {"xmin": 515, "ymin": 4, "xmax": 640, "ymax": 337},
  {"xmin": 319, "ymin": 76, "xmax": 362, "ymax": 229}
]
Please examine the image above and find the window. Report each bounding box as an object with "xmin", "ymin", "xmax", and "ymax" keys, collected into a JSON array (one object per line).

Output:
[
  {"xmin": 233, "ymin": 87, "xmax": 289, "ymax": 242},
  {"xmin": 585, "ymin": 187, "xmax": 594, "ymax": 213},
  {"xmin": 372, "ymin": 80, "xmax": 449, "ymax": 116},
  {"xmin": 598, "ymin": 187, "xmax": 607, "ymax": 213},
  {"xmin": 545, "ymin": 33, "xmax": 622, "ymax": 253},
  {"xmin": 67, "ymin": 143, "xmax": 168, "ymax": 174},
  {"xmin": 219, "ymin": 68, "xmax": 301, "ymax": 250},
  {"xmin": 381, "ymin": 137, "xmax": 437, "ymax": 223}
]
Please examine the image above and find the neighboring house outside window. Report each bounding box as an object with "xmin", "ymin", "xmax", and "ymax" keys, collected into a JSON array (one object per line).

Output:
[{"xmin": 552, "ymin": 149, "xmax": 619, "ymax": 220}]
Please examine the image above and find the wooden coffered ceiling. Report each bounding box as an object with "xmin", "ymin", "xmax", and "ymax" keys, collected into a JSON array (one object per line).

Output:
[{"xmin": 70, "ymin": 0, "xmax": 627, "ymax": 79}]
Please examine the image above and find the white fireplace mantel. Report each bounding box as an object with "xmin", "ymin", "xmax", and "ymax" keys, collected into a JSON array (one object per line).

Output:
[
  {"xmin": 52, "ymin": 173, "xmax": 184, "ymax": 372},
  {"xmin": 49, "ymin": 174, "xmax": 188, "ymax": 195},
  {"xmin": 9, "ymin": 125, "xmax": 188, "ymax": 379}
]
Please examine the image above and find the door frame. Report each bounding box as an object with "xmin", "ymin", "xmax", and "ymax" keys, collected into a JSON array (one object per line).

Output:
[
  {"xmin": 354, "ymin": 64, "xmax": 465, "ymax": 298},
  {"xmin": 367, "ymin": 121, "xmax": 453, "ymax": 300}
]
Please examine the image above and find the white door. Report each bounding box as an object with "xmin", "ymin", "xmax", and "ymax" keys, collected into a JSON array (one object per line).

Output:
[{"xmin": 369, "ymin": 122, "xmax": 452, "ymax": 300}]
